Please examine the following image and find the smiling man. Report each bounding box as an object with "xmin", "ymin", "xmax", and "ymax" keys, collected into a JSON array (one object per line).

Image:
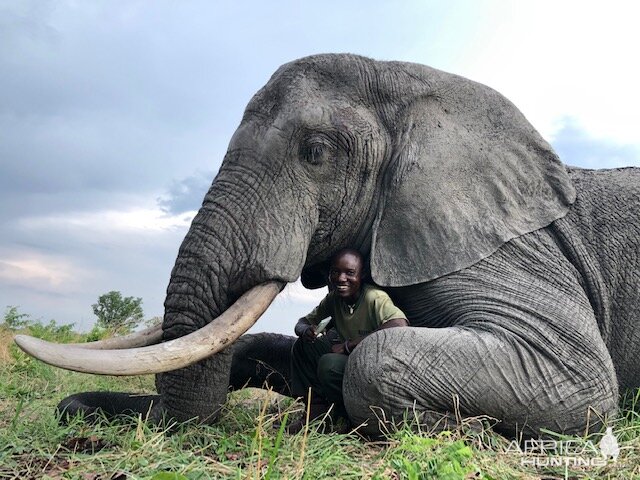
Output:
[{"xmin": 289, "ymin": 248, "xmax": 408, "ymax": 432}]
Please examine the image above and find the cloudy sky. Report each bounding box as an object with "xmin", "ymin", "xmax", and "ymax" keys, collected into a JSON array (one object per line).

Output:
[{"xmin": 1, "ymin": 1, "xmax": 638, "ymax": 334}]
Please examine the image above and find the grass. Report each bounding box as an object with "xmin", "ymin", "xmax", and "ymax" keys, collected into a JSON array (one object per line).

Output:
[{"xmin": 1, "ymin": 324, "xmax": 639, "ymax": 479}]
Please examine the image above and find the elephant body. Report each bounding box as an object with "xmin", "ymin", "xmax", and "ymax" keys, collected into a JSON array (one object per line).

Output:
[
  {"xmin": 347, "ymin": 167, "xmax": 640, "ymax": 436},
  {"xmin": 226, "ymin": 166, "xmax": 639, "ymax": 437},
  {"xmin": 43, "ymin": 55, "xmax": 638, "ymax": 438}
]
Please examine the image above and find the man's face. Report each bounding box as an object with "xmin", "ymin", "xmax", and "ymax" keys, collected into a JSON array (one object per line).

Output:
[{"xmin": 329, "ymin": 253, "xmax": 363, "ymax": 302}]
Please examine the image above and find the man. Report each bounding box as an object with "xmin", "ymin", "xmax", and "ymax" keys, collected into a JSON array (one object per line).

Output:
[{"xmin": 289, "ymin": 248, "xmax": 408, "ymax": 432}]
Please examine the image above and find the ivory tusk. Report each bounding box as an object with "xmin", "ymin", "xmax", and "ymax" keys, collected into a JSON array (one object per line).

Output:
[
  {"xmin": 72, "ymin": 323, "xmax": 163, "ymax": 350},
  {"xmin": 14, "ymin": 281, "xmax": 282, "ymax": 376}
]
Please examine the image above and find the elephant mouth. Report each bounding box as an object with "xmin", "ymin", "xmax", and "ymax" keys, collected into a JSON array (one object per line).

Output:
[{"xmin": 13, "ymin": 281, "xmax": 282, "ymax": 376}]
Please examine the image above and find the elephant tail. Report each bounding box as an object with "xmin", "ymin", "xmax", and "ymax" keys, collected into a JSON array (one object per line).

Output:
[{"xmin": 57, "ymin": 392, "xmax": 162, "ymax": 425}]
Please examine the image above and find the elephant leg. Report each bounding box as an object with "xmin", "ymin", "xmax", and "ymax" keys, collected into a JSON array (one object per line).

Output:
[
  {"xmin": 228, "ymin": 332, "xmax": 296, "ymax": 396},
  {"xmin": 344, "ymin": 325, "xmax": 617, "ymax": 438},
  {"xmin": 345, "ymin": 231, "xmax": 619, "ymax": 438},
  {"xmin": 57, "ymin": 392, "xmax": 162, "ymax": 424},
  {"xmin": 57, "ymin": 333, "xmax": 295, "ymax": 425}
]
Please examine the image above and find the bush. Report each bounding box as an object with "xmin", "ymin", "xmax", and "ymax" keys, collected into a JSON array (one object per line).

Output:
[
  {"xmin": 2, "ymin": 306, "xmax": 30, "ymax": 330},
  {"xmin": 83, "ymin": 325, "xmax": 112, "ymax": 342},
  {"xmin": 27, "ymin": 319, "xmax": 76, "ymax": 343}
]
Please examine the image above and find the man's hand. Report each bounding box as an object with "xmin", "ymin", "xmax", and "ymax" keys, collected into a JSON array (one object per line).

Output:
[
  {"xmin": 294, "ymin": 319, "xmax": 318, "ymax": 342},
  {"xmin": 301, "ymin": 324, "xmax": 317, "ymax": 342},
  {"xmin": 379, "ymin": 318, "xmax": 409, "ymax": 329},
  {"xmin": 295, "ymin": 321, "xmax": 318, "ymax": 342},
  {"xmin": 332, "ymin": 319, "xmax": 408, "ymax": 355}
]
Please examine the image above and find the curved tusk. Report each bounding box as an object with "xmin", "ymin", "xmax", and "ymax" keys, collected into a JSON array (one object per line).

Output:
[
  {"xmin": 14, "ymin": 281, "xmax": 282, "ymax": 376},
  {"xmin": 72, "ymin": 323, "xmax": 163, "ymax": 350}
]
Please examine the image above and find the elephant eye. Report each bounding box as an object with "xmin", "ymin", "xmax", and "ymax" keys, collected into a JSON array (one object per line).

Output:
[{"xmin": 300, "ymin": 143, "xmax": 325, "ymax": 166}]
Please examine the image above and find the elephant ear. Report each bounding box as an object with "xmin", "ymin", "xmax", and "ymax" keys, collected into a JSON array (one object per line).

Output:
[{"xmin": 370, "ymin": 64, "xmax": 576, "ymax": 287}]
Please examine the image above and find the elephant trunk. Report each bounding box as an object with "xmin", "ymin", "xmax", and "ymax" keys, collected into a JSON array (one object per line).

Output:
[{"xmin": 156, "ymin": 179, "xmax": 303, "ymax": 422}]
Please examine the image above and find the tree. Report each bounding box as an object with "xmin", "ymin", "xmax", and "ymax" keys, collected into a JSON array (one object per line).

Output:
[
  {"xmin": 1, "ymin": 306, "xmax": 30, "ymax": 330},
  {"xmin": 92, "ymin": 291, "xmax": 144, "ymax": 334}
]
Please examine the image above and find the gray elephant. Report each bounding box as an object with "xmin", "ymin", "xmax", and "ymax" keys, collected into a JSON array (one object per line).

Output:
[{"xmin": 16, "ymin": 54, "xmax": 640, "ymax": 438}]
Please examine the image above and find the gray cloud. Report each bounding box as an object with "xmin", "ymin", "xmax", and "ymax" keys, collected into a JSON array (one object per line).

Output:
[
  {"xmin": 551, "ymin": 118, "xmax": 640, "ymax": 169},
  {"xmin": 158, "ymin": 171, "xmax": 214, "ymax": 215}
]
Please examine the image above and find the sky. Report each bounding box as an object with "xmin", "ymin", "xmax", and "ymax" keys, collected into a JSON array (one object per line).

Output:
[{"xmin": 1, "ymin": 0, "xmax": 638, "ymax": 335}]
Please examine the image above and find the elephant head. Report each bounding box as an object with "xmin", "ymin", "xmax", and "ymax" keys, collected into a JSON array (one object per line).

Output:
[{"xmin": 16, "ymin": 54, "xmax": 575, "ymax": 424}]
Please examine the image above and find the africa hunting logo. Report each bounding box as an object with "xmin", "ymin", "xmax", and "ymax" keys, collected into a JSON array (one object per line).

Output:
[{"xmin": 505, "ymin": 427, "xmax": 620, "ymax": 467}]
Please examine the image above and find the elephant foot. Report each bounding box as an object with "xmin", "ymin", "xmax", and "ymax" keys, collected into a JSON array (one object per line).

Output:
[{"xmin": 57, "ymin": 391, "xmax": 162, "ymax": 425}]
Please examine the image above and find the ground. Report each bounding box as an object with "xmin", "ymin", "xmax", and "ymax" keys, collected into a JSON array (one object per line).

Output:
[{"xmin": 1, "ymin": 325, "xmax": 638, "ymax": 479}]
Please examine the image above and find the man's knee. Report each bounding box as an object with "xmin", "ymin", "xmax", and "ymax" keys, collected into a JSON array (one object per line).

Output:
[
  {"xmin": 292, "ymin": 338, "xmax": 314, "ymax": 362},
  {"xmin": 293, "ymin": 337, "xmax": 331, "ymax": 356},
  {"xmin": 292, "ymin": 337, "xmax": 306, "ymax": 355},
  {"xmin": 317, "ymin": 353, "xmax": 347, "ymax": 382}
]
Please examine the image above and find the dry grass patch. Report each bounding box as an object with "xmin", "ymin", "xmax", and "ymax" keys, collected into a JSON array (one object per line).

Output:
[{"xmin": 0, "ymin": 327, "xmax": 15, "ymax": 364}]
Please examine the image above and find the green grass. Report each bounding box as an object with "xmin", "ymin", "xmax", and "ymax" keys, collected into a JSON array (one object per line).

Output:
[{"xmin": 1, "ymin": 325, "xmax": 639, "ymax": 479}]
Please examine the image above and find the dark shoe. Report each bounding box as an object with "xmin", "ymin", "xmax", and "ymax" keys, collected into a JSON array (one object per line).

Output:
[
  {"xmin": 330, "ymin": 415, "xmax": 352, "ymax": 434},
  {"xmin": 286, "ymin": 402, "xmax": 331, "ymax": 434}
]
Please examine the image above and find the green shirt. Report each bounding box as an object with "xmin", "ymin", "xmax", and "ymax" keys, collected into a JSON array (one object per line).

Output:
[{"xmin": 301, "ymin": 284, "xmax": 407, "ymax": 341}]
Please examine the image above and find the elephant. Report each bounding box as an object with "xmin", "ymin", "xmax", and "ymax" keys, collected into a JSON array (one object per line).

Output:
[{"xmin": 16, "ymin": 54, "xmax": 640, "ymax": 439}]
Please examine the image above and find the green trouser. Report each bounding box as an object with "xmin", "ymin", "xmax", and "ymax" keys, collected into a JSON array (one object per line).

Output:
[{"xmin": 290, "ymin": 335, "xmax": 348, "ymax": 417}]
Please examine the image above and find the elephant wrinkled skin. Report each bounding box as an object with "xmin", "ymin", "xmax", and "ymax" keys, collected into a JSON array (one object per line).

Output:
[{"xmin": 24, "ymin": 54, "xmax": 639, "ymax": 438}]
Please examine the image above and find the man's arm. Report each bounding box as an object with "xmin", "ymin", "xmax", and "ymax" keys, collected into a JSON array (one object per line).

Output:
[
  {"xmin": 331, "ymin": 317, "xmax": 409, "ymax": 354},
  {"xmin": 294, "ymin": 295, "xmax": 330, "ymax": 342},
  {"xmin": 378, "ymin": 318, "xmax": 410, "ymax": 330},
  {"xmin": 294, "ymin": 317, "xmax": 318, "ymax": 342}
]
